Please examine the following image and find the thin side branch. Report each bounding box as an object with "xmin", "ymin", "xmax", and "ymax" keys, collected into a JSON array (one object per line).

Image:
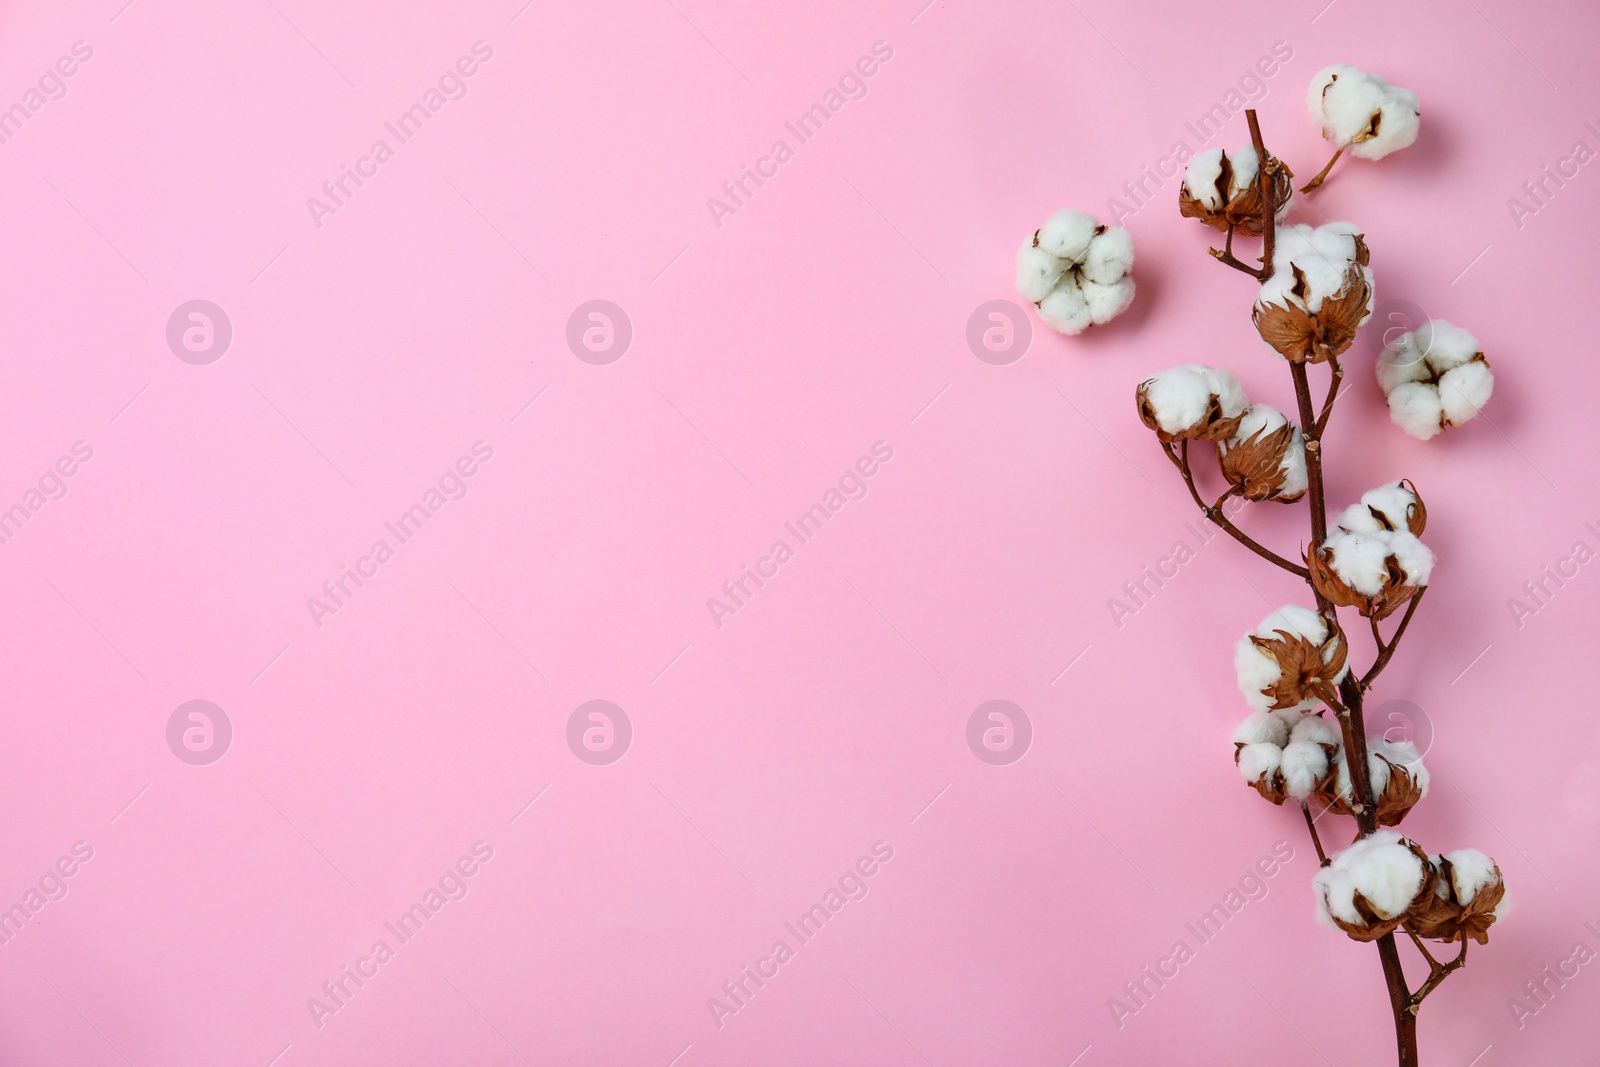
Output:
[
  {"xmin": 1408, "ymin": 938, "xmax": 1468, "ymax": 1012},
  {"xmin": 1163, "ymin": 441, "xmax": 1311, "ymax": 579},
  {"xmin": 1362, "ymin": 589, "xmax": 1427, "ymax": 689},
  {"xmin": 1315, "ymin": 358, "xmax": 1343, "ymax": 437},
  {"xmin": 1301, "ymin": 146, "xmax": 1344, "ymax": 193},
  {"xmin": 1301, "ymin": 801, "xmax": 1330, "ymax": 866}
]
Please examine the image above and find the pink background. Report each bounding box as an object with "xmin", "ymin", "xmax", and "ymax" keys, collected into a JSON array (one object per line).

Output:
[{"xmin": 1, "ymin": 0, "xmax": 1596, "ymax": 1062}]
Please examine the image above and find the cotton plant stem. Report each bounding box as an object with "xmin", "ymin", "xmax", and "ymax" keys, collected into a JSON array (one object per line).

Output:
[
  {"xmin": 1300, "ymin": 802, "xmax": 1329, "ymax": 866},
  {"xmin": 1409, "ymin": 939, "xmax": 1468, "ymax": 1011},
  {"xmin": 1301, "ymin": 147, "xmax": 1344, "ymax": 193},
  {"xmin": 1161, "ymin": 441, "xmax": 1311, "ymax": 578},
  {"xmin": 1362, "ymin": 589, "xmax": 1426, "ymax": 690},
  {"xmin": 1315, "ymin": 358, "xmax": 1343, "ymax": 436}
]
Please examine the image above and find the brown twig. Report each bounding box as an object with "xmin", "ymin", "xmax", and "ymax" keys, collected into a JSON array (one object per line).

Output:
[
  {"xmin": 1301, "ymin": 147, "xmax": 1344, "ymax": 193},
  {"xmin": 1162, "ymin": 441, "xmax": 1311, "ymax": 579},
  {"xmin": 1315, "ymin": 359, "xmax": 1343, "ymax": 437},
  {"xmin": 1300, "ymin": 801, "xmax": 1330, "ymax": 866},
  {"xmin": 1362, "ymin": 589, "xmax": 1426, "ymax": 690},
  {"xmin": 1247, "ymin": 110, "xmax": 1276, "ymax": 282},
  {"xmin": 1408, "ymin": 938, "xmax": 1468, "ymax": 1012}
]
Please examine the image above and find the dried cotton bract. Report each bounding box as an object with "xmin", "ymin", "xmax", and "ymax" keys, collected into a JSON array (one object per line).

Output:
[
  {"xmin": 1408, "ymin": 850, "xmax": 1511, "ymax": 945},
  {"xmin": 1234, "ymin": 604, "xmax": 1349, "ymax": 714},
  {"xmin": 1253, "ymin": 223, "xmax": 1373, "ymax": 364},
  {"xmin": 1217, "ymin": 404, "xmax": 1308, "ymax": 502},
  {"xmin": 1308, "ymin": 65, "xmax": 1421, "ymax": 163},
  {"xmin": 1015, "ymin": 209, "xmax": 1136, "ymax": 335},
  {"xmin": 1314, "ymin": 830, "xmax": 1434, "ymax": 942},
  {"xmin": 1179, "ymin": 145, "xmax": 1292, "ymax": 235},
  {"xmin": 1320, "ymin": 737, "xmax": 1429, "ymax": 827},
  {"xmin": 1135, "ymin": 364, "xmax": 1248, "ymax": 442},
  {"xmin": 1376, "ymin": 320, "xmax": 1495, "ymax": 440},
  {"xmin": 1308, "ymin": 528, "xmax": 1433, "ymax": 620}
]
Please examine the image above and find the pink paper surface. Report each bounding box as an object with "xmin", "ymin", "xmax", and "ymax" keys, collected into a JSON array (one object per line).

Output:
[{"xmin": 1, "ymin": 0, "xmax": 1595, "ymax": 1062}]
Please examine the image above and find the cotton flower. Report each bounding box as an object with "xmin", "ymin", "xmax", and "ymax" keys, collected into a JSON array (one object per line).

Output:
[
  {"xmin": 1234, "ymin": 605, "xmax": 1349, "ymax": 714},
  {"xmin": 1308, "ymin": 65, "xmax": 1421, "ymax": 163},
  {"xmin": 1016, "ymin": 209, "xmax": 1136, "ymax": 335},
  {"xmin": 1407, "ymin": 850, "xmax": 1511, "ymax": 944},
  {"xmin": 1308, "ymin": 528, "xmax": 1433, "ymax": 620},
  {"xmin": 1233, "ymin": 709, "xmax": 1341, "ymax": 804},
  {"xmin": 1376, "ymin": 320, "xmax": 1494, "ymax": 440},
  {"xmin": 1179, "ymin": 145, "xmax": 1292, "ymax": 235},
  {"xmin": 1314, "ymin": 830, "xmax": 1434, "ymax": 942},
  {"xmin": 1320, "ymin": 737, "xmax": 1430, "ymax": 827},
  {"xmin": 1135, "ymin": 364, "xmax": 1248, "ymax": 442},
  {"xmin": 1334, "ymin": 480, "xmax": 1427, "ymax": 537},
  {"xmin": 1218, "ymin": 404, "xmax": 1308, "ymax": 502},
  {"xmin": 1253, "ymin": 222, "xmax": 1373, "ymax": 363}
]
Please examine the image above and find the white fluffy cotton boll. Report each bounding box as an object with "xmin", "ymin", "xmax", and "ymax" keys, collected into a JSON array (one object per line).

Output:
[
  {"xmin": 1290, "ymin": 714, "xmax": 1340, "ymax": 748},
  {"xmin": 1274, "ymin": 706, "xmax": 1308, "ymax": 734},
  {"xmin": 1083, "ymin": 278, "xmax": 1136, "ymax": 325},
  {"xmin": 1015, "ymin": 241, "xmax": 1063, "ymax": 303},
  {"xmin": 1237, "ymin": 742, "xmax": 1283, "ymax": 787},
  {"xmin": 1319, "ymin": 531, "xmax": 1398, "ymax": 597},
  {"xmin": 1439, "ymin": 360, "xmax": 1495, "ymax": 426},
  {"xmin": 1386, "ymin": 531, "xmax": 1435, "ymax": 587},
  {"xmin": 1233, "ymin": 710, "xmax": 1290, "ymax": 748},
  {"xmin": 1222, "ymin": 403, "xmax": 1308, "ymax": 499},
  {"xmin": 1349, "ymin": 85, "xmax": 1421, "ymax": 160},
  {"xmin": 1037, "ymin": 208, "xmax": 1099, "ymax": 263},
  {"xmin": 1308, "ymin": 65, "xmax": 1421, "ymax": 160},
  {"xmin": 1315, "ymin": 830, "xmax": 1427, "ymax": 932},
  {"xmin": 1261, "ymin": 222, "xmax": 1370, "ymax": 314},
  {"xmin": 1441, "ymin": 849, "xmax": 1508, "ymax": 914},
  {"xmin": 1082, "ymin": 228, "xmax": 1135, "ymax": 285},
  {"xmin": 1337, "ymin": 482, "xmax": 1422, "ymax": 535},
  {"xmin": 1184, "ymin": 149, "xmax": 1227, "ymax": 210},
  {"xmin": 1140, "ymin": 364, "xmax": 1247, "ymax": 437},
  {"xmin": 1387, "ymin": 382, "xmax": 1445, "ymax": 441},
  {"xmin": 1280, "ymin": 740, "xmax": 1331, "ymax": 799},
  {"xmin": 1413, "ymin": 320, "xmax": 1481, "ymax": 374},
  {"xmin": 1037, "ymin": 283, "xmax": 1093, "ymax": 336},
  {"xmin": 1234, "ymin": 605, "xmax": 1345, "ymax": 713},
  {"xmin": 1376, "ymin": 334, "xmax": 1431, "ymax": 395}
]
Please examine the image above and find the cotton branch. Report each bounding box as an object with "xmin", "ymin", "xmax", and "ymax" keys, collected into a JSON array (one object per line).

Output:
[
  {"xmin": 1162, "ymin": 440, "xmax": 1310, "ymax": 578},
  {"xmin": 1407, "ymin": 937, "xmax": 1468, "ymax": 1012},
  {"xmin": 1362, "ymin": 589, "xmax": 1427, "ymax": 689}
]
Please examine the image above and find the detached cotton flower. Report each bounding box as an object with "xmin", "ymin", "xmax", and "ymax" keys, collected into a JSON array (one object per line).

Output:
[
  {"xmin": 1234, "ymin": 604, "xmax": 1349, "ymax": 714},
  {"xmin": 1376, "ymin": 320, "xmax": 1495, "ymax": 440},
  {"xmin": 1407, "ymin": 850, "xmax": 1511, "ymax": 944},
  {"xmin": 1253, "ymin": 222, "xmax": 1373, "ymax": 364},
  {"xmin": 1314, "ymin": 830, "xmax": 1435, "ymax": 942},
  {"xmin": 1016, "ymin": 209, "xmax": 1135, "ymax": 335},
  {"xmin": 1135, "ymin": 364, "xmax": 1248, "ymax": 442},
  {"xmin": 1308, "ymin": 528, "xmax": 1433, "ymax": 620},
  {"xmin": 1217, "ymin": 403, "xmax": 1308, "ymax": 502},
  {"xmin": 1334, "ymin": 480, "xmax": 1427, "ymax": 537},
  {"xmin": 1179, "ymin": 145, "xmax": 1292, "ymax": 235},
  {"xmin": 1303, "ymin": 65, "xmax": 1421, "ymax": 190}
]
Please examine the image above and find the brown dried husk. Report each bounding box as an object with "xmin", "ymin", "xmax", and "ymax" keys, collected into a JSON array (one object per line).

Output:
[
  {"xmin": 1326, "ymin": 837, "xmax": 1436, "ymax": 943},
  {"xmin": 1317, "ymin": 753, "xmax": 1424, "ymax": 827},
  {"xmin": 1248, "ymin": 627, "xmax": 1347, "ymax": 711},
  {"xmin": 1135, "ymin": 381, "xmax": 1245, "ymax": 443},
  {"xmin": 1307, "ymin": 542, "xmax": 1420, "ymax": 621},
  {"xmin": 1219, "ymin": 421, "xmax": 1304, "ymax": 502},
  {"xmin": 1253, "ymin": 260, "xmax": 1372, "ymax": 364},
  {"xmin": 1177, "ymin": 152, "xmax": 1294, "ymax": 236},
  {"xmin": 1406, "ymin": 856, "xmax": 1507, "ymax": 945},
  {"xmin": 1345, "ymin": 478, "xmax": 1427, "ymax": 536}
]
